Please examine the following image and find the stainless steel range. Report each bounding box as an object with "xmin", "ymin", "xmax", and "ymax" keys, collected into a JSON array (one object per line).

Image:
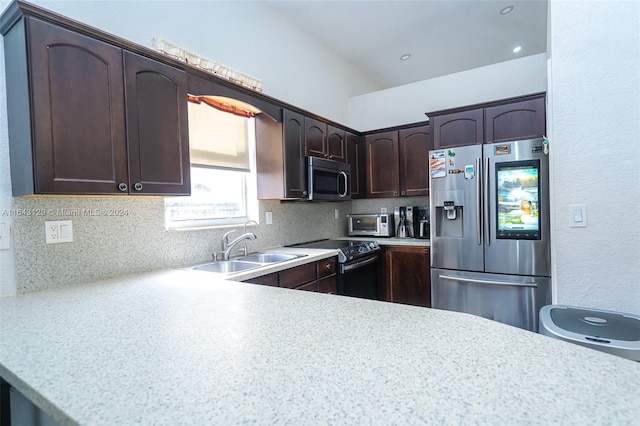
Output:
[{"xmin": 287, "ymin": 239, "xmax": 380, "ymax": 299}]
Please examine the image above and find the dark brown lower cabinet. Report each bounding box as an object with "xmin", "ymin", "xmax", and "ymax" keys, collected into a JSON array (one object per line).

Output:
[
  {"xmin": 383, "ymin": 245, "xmax": 431, "ymax": 307},
  {"xmin": 244, "ymin": 273, "xmax": 278, "ymax": 287},
  {"xmin": 242, "ymin": 257, "xmax": 337, "ymax": 294}
]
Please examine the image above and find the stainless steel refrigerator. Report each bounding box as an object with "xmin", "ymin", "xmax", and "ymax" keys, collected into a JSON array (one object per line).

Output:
[{"xmin": 429, "ymin": 138, "xmax": 551, "ymax": 331}]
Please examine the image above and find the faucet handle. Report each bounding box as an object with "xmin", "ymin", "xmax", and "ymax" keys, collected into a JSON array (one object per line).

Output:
[{"xmin": 222, "ymin": 230, "xmax": 237, "ymax": 248}]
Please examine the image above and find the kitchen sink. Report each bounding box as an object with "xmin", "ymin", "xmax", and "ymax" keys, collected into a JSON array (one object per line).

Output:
[
  {"xmin": 236, "ymin": 253, "xmax": 303, "ymax": 263},
  {"xmin": 185, "ymin": 252, "xmax": 307, "ymax": 275},
  {"xmin": 192, "ymin": 261, "xmax": 261, "ymax": 274}
]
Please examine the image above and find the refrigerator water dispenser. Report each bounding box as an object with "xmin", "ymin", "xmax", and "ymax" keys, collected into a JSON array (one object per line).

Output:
[{"xmin": 433, "ymin": 190, "xmax": 464, "ymax": 238}]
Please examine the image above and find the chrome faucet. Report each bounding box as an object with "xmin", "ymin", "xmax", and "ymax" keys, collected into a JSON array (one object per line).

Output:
[
  {"xmin": 243, "ymin": 219, "xmax": 259, "ymax": 255},
  {"xmin": 220, "ymin": 230, "xmax": 257, "ymax": 260}
]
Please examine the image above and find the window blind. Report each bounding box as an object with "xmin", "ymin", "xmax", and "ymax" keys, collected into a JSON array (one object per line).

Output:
[{"xmin": 187, "ymin": 99, "xmax": 252, "ymax": 171}]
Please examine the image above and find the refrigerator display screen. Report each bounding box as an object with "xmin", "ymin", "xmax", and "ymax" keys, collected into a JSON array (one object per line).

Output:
[{"xmin": 496, "ymin": 160, "xmax": 541, "ymax": 240}]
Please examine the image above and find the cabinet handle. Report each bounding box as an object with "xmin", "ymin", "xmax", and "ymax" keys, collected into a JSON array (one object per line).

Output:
[
  {"xmin": 393, "ymin": 191, "xmax": 398, "ymax": 196},
  {"xmin": 134, "ymin": 183, "xmax": 143, "ymax": 191},
  {"xmin": 118, "ymin": 183, "xmax": 128, "ymax": 192},
  {"xmin": 303, "ymin": 190, "xmax": 308, "ymax": 196},
  {"xmin": 325, "ymin": 264, "xmax": 332, "ymax": 269},
  {"xmin": 401, "ymin": 190, "xmax": 406, "ymax": 196}
]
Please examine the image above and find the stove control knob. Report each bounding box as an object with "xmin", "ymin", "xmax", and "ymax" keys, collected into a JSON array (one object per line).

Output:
[
  {"xmin": 369, "ymin": 242, "xmax": 378, "ymax": 250},
  {"xmin": 358, "ymin": 246, "xmax": 366, "ymax": 253}
]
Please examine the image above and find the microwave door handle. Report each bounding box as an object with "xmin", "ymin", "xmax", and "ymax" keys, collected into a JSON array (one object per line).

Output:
[
  {"xmin": 338, "ymin": 171, "xmax": 348, "ymax": 198},
  {"xmin": 476, "ymin": 157, "xmax": 482, "ymax": 245},
  {"xmin": 484, "ymin": 157, "xmax": 491, "ymax": 246}
]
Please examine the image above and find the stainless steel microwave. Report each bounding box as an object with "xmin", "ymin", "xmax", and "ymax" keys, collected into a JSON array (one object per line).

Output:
[
  {"xmin": 307, "ymin": 157, "xmax": 351, "ymax": 201},
  {"xmin": 348, "ymin": 214, "xmax": 394, "ymax": 237}
]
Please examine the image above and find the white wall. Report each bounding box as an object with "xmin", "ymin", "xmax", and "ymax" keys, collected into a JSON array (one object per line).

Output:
[
  {"xmin": 0, "ymin": 33, "xmax": 16, "ymax": 296},
  {"xmin": 548, "ymin": 0, "xmax": 640, "ymax": 314},
  {"xmin": 348, "ymin": 53, "xmax": 548, "ymax": 131},
  {"xmin": 2, "ymin": 0, "xmax": 380, "ymax": 124}
]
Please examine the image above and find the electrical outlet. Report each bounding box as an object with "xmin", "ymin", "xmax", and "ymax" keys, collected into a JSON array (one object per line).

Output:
[
  {"xmin": 45, "ymin": 220, "xmax": 73, "ymax": 244},
  {"xmin": 334, "ymin": 208, "xmax": 339, "ymax": 219},
  {"xmin": 265, "ymin": 212, "xmax": 273, "ymax": 225},
  {"xmin": 46, "ymin": 222, "xmax": 59, "ymax": 242},
  {"xmin": 381, "ymin": 207, "xmax": 387, "ymax": 214}
]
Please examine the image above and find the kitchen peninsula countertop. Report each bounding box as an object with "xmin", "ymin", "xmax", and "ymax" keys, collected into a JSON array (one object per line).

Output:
[{"xmin": 1, "ymin": 269, "xmax": 638, "ymax": 425}]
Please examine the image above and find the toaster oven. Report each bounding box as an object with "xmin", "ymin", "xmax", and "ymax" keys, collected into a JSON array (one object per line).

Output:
[{"xmin": 348, "ymin": 214, "xmax": 394, "ymax": 237}]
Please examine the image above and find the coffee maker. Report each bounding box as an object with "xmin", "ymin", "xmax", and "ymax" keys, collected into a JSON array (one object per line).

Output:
[
  {"xmin": 394, "ymin": 206, "xmax": 416, "ymax": 238},
  {"xmin": 415, "ymin": 206, "xmax": 430, "ymax": 239}
]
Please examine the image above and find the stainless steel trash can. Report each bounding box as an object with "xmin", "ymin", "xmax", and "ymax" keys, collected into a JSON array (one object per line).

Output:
[{"xmin": 539, "ymin": 305, "xmax": 640, "ymax": 361}]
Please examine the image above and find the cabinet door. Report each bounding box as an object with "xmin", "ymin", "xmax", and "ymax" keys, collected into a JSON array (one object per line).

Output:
[
  {"xmin": 318, "ymin": 275, "xmax": 337, "ymax": 294},
  {"xmin": 346, "ymin": 132, "xmax": 364, "ymax": 199},
  {"xmin": 283, "ymin": 109, "xmax": 308, "ymax": 198},
  {"xmin": 279, "ymin": 262, "xmax": 317, "ymax": 289},
  {"xmin": 365, "ymin": 131, "xmax": 399, "ymax": 198},
  {"xmin": 326, "ymin": 125, "xmax": 346, "ymax": 162},
  {"xmin": 399, "ymin": 125, "xmax": 432, "ymax": 197},
  {"xmin": 484, "ymin": 97, "xmax": 546, "ymax": 143},
  {"xmin": 124, "ymin": 52, "xmax": 190, "ymax": 195},
  {"xmin": 304, "ymin": 117, "xmax": 327, "ymax": 158},
  {"xmin": 433, "ymin": 109, "xmax": 483, "ymax": 149},
  {"xmin": 244, "ymin": 273, "xmax": 278, "ymax": 287},
  {"xmin": 27, "ymin": 18, "xmax": 127, "ymax": 194},
  {"xmin": 295, "ymin": 281, "xmax": 319, "ymax": 292},
  {"xmin": 385, "ymin": 246, "xmax": 431, "ymax": 307}
]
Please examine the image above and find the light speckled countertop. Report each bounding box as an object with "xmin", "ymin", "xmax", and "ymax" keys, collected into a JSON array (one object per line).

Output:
[{"xmin": 1, "ymin": 268, "xmax": 639, "ymax": 425}]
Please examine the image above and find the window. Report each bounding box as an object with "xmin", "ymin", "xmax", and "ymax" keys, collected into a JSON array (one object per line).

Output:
[{"xmin": 164, "ymin": 99, "xmax": 258, "ymax": 230}]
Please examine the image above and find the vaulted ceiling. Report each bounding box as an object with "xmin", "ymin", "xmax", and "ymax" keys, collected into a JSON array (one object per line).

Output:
[{"xmin": 267, "ymin": 0, "xmax": 548, "ymax": 89}]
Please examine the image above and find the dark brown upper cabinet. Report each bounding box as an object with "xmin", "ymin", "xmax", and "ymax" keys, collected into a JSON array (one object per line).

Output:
[
  {"xmin": 365, "ymin": 131, "xmax": 399, "ymax": 198},
  {"xmin": 484, "ymin": 96, "xmax": 546, "ymax": 143},
  {"xmin": 3, "ymin": 16, "xmax": 190, "ymax": 196},
  {"xmin": 346, "ymin": 131, "xmax": 364, "ymax": 199},
  {"xmin": 303, "ymin": 118, "xmax": 346, "ymax": 162},
  {"xmin": 255, "ymin": 109, "xmax": 308, "ymax": 200},
  {"xmin": 431, "ymin": 94, "xmax": 546, "ymax": 150},
  {"xmin": 326, "ymin": 125, "xmax": 347, "ymax": 162},
  {"xmin": 365, "ymin": 124, "xmax": 431, "ymax": 198},
  {"xmin": 398, "ymin": 125, "xmax": 432, "ymax": 197},
  {"xmin": 304, "ymin": 117, "xmax": 327, "ymax": 158},
  {"xmin": 432, "ymin": 109, "xmax": 484, "ymax": 149},
  {"xmin": 124, "ymin": 52, "xmax": 190, "ymax": 195}
]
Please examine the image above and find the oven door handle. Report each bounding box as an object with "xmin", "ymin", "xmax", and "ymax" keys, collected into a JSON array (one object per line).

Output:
[{"xmin": 341, "ymin": 255, "xmax": 379, "ymax": 273}]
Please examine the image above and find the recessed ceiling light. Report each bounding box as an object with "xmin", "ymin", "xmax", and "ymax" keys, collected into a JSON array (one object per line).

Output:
[
  {"xmin": 400, "ymin": 54, "xmax": 411, "ymax": 61},
  {"xmin": 513, "ymin": 46, "xmax": 522, "ymax": 53},
  {"xmin": 500, "ymin": 5, "xmax": 514, "ymax": 15}
]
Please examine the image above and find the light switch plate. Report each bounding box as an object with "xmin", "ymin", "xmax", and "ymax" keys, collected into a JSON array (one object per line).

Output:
[
  {"xmin": 265, "ymin": 212, "xmax": 273, "ymax": 225},
  {"xmin": 569, "ymin": 204, "xmax": 587, "ymax": 228}
]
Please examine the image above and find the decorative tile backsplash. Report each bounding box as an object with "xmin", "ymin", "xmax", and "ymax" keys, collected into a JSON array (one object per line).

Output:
[
  {"xmin": 10, "ymin": 196, "xmax": 349, "ymax": 294},
  {"xmin": 5, "ymin": 192, "xmax": 428, "ymax": 294}
]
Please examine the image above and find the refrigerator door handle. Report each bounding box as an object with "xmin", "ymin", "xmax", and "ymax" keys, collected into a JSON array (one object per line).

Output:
[
  {"xmin": 439, "ymin": 274, "xmax": 538, "ymax": 288},
  {"xmin": 476, "ymin": 157, "xmax": 482, "ymax": 245},
  {"xmin": 484, "ymin": 157, "xmax": 491, "ymax": 246}
]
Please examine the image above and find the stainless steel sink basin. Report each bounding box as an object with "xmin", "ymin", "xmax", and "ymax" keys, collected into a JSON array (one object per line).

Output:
[
  {"xmin": 237, "ymin": 253, "xmax": 303, "ymax": 263},
  {"xmin": 185, "ymin": 252, "xmax": 307, "ymax": 275},
  {"xmin": 192, "ymin": 261, "xmax": 261, "ymax": 273}
]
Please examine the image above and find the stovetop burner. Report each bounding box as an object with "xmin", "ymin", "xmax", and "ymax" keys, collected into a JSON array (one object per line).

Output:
[{"xmin": 287, "ymin": 239, "xmax": 380, "ymax": 263}]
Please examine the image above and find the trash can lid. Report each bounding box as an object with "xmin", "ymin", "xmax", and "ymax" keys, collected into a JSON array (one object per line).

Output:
[{"xmin": 548, "ymin": 306, "xmax": 640, "ymax": 342}]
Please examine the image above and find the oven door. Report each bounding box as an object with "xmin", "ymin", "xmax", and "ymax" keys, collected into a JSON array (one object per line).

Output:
[{"xmin": 338, "ymin": 255, "xmax": 379, "ymax": 300}]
